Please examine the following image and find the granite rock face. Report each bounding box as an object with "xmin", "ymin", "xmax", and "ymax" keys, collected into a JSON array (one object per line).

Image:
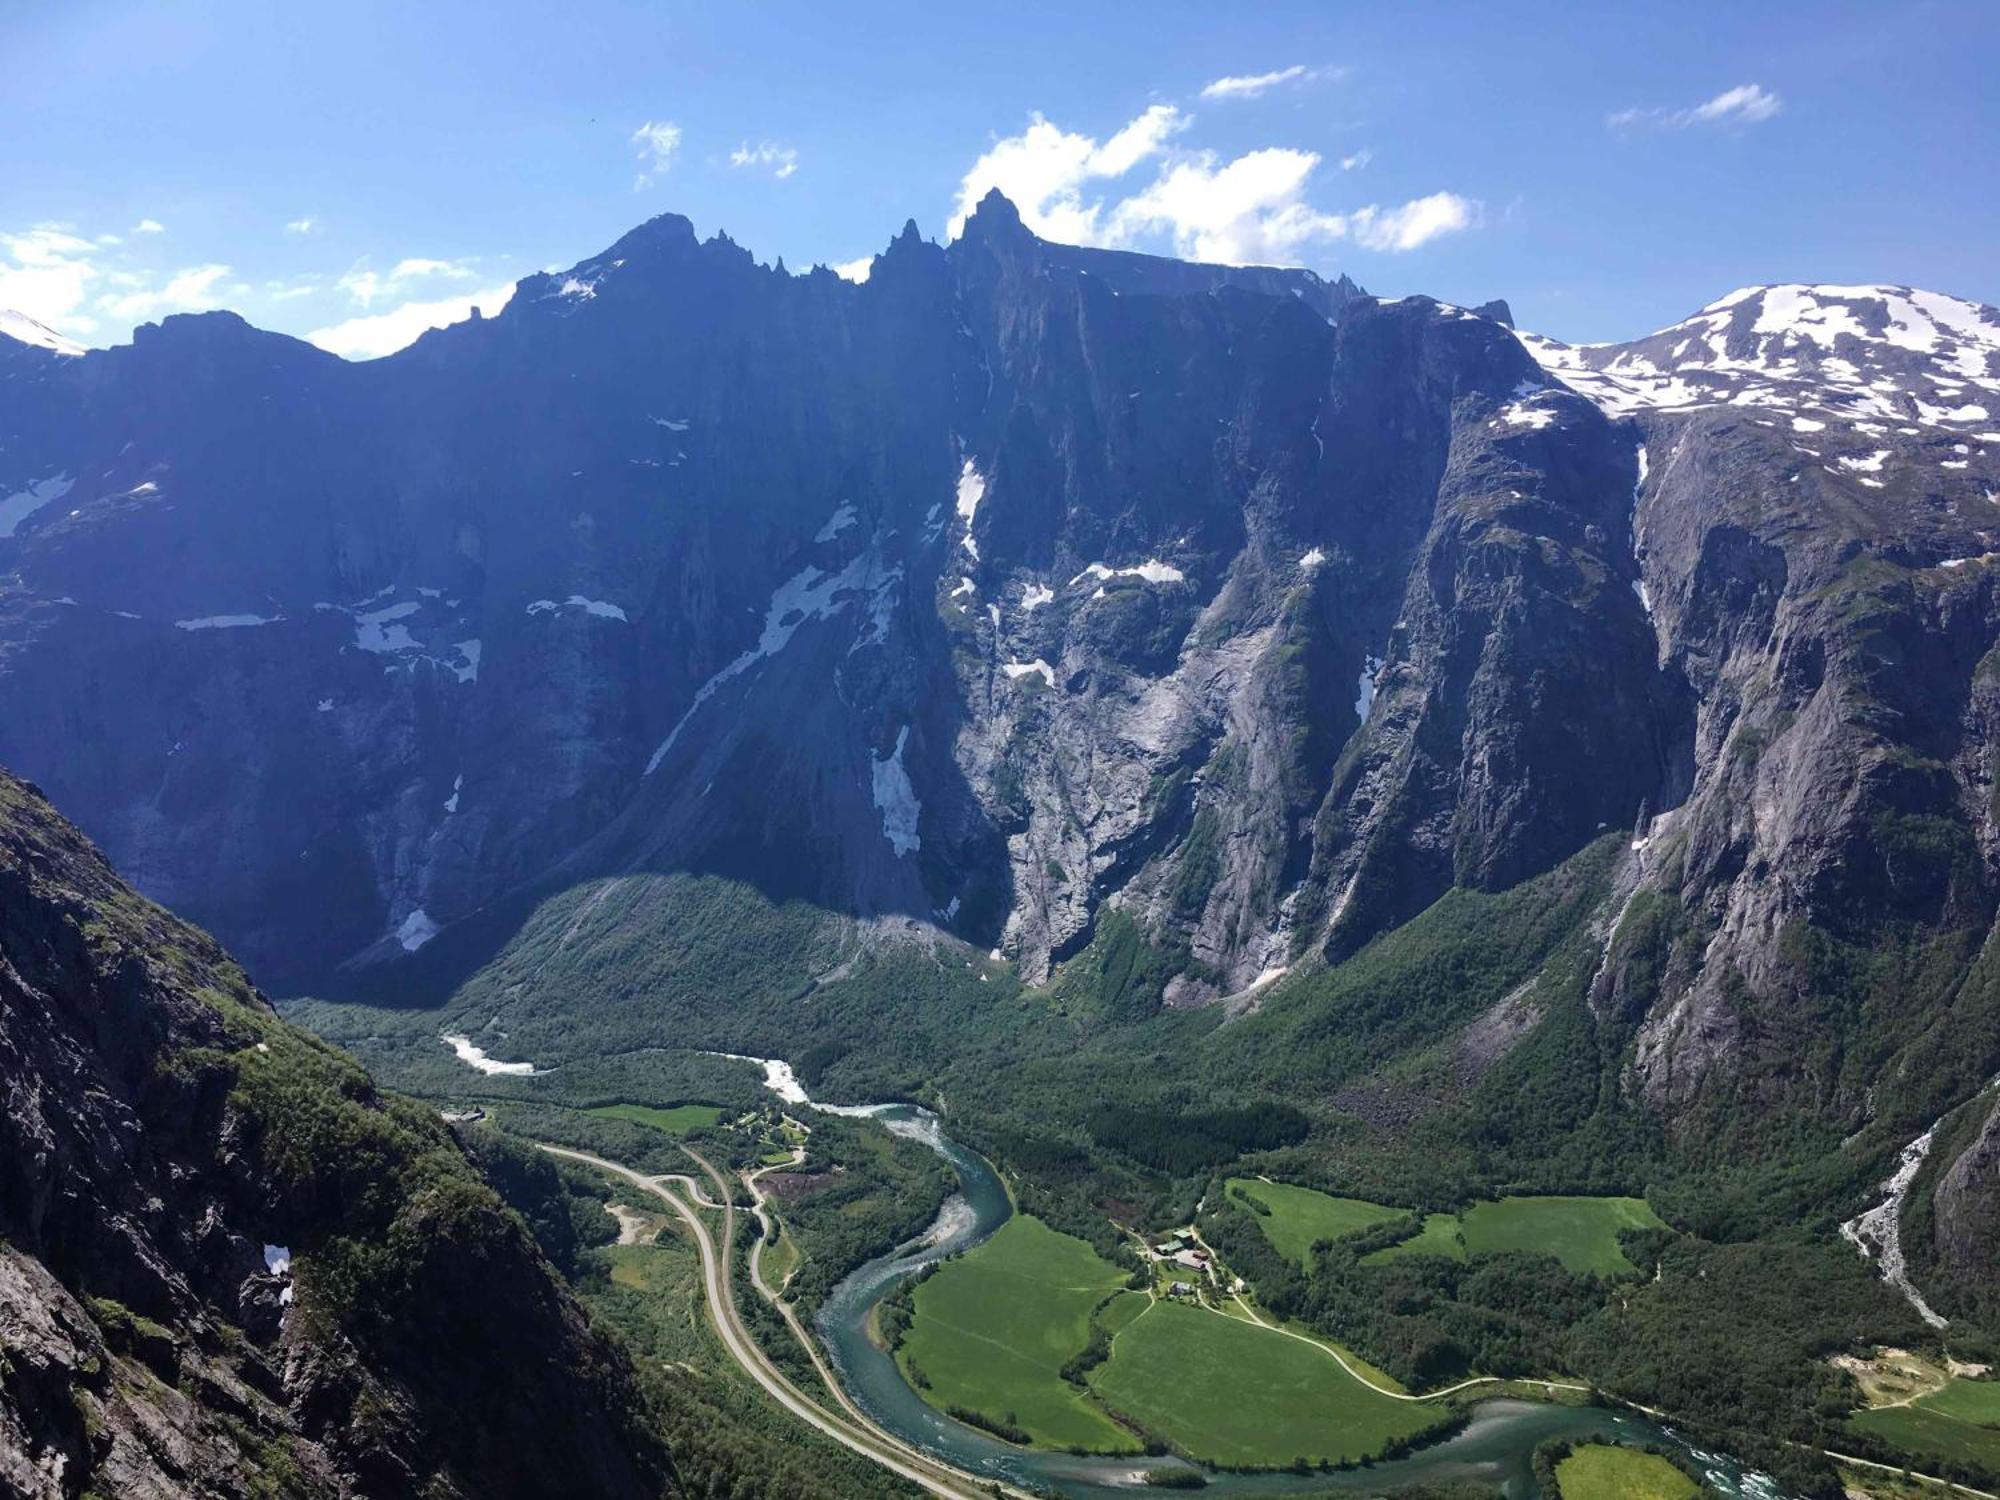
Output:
[{"xmin": 4, "ymin": 206, "xmax": 2000, "ymax": 1137}]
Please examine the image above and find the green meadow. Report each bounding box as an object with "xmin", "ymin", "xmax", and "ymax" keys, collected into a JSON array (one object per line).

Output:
[
  {"xmin": 1227, "ymin": 1178, "xmax": 1405, "ymax": 1268},
  {"xmin": 1086, "ymin": 1301, "xmax": 1441, "ymax": 1467},
  {"xmin": 897, "ymin": 1215, "xmax": 1140, "ymax": 1453},
  {"xmin": 1364, "ymin": 1195, "xmax": 1664, "ymax": 1276},
  {"xmin": 585, "ymin": 1102, "xmax": 726, "ymax": 1135},
  {"xmin": 1554, "ymin": 1444, "xmax": 1699, "ymax": 1500}
]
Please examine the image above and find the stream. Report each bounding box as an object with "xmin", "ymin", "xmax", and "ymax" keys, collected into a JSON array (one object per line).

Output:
[{"xmin": 747, "ymin": 1069, "xmax": 1786, "ymax": 1499}]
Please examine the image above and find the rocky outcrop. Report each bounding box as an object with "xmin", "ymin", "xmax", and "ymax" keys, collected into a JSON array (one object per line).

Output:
[
  {"xmin": 3, "ymin": 208, "xmax": 2000, "ymax": 1147},
  {"xmin": 0, "ymin": 770, "xmax": 673, "ymax": 1497}
]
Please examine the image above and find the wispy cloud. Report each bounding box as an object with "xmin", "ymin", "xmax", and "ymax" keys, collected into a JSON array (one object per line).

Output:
[
  {"xmin": 730, "ymin": 141, "xmax": 799, "ymax": 179},
  {"xmin": 285, "ymin": 216, "xmax": 319, "ymax": 235},
  {"xmin": 830, "ymin": 257, "xmax": 872, "ymax": 284},
  {"xmin": 339, "ymin": 257, "xmax": 479, "ymax": 306},
  {"xmin": 951, "ymin": 107, "xmax": 1478, "ymax": 266},
  {"xmin": 631, "ymin": 120, "xmax": 683, "ymax": 189},
  {"xmin": 1608, "ymin": 83, "xmax": 1782, "ymax": 131},
  {"xmin": 95, "ymin": 263, "xmax": 232, "ymax": 321},
  {"xmin": 1199, "ymin": 64, "xmax": 1334, "ymax": 101},
  {"xmin": 307, "ymin": 282, "xmax": 516, "ymax": 360},
  {"xmin": 1339, "ymin": 148, "xmax": 1372, "ymax": 172},
  {"xmin": 132, "ymin": 218, "xmax": 165, "ymax": 234}
]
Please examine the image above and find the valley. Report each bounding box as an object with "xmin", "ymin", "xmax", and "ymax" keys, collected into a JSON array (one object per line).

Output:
[{"xmin": 5, "ymin": 158, "xmax": 2000, "ymax": 1500}]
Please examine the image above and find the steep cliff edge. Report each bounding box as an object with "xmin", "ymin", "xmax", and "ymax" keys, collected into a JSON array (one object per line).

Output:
[{"xmin": 0, "ymin": 769, "xmax": 673, "ymax": 1498}]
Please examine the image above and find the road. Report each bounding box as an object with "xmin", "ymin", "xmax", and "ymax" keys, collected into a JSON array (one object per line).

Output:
[{"xmin": 537, "ymin": 1143, "xmax": 991, "ymax": 1500}]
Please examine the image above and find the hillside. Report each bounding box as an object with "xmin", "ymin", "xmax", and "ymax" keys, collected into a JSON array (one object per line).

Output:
[{"xmin": 0, "ymin": 767, "xmax": 677, "ymax": 1497}]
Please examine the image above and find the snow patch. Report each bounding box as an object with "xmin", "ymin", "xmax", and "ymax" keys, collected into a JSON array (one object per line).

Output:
[
  {"xmin": 451, "ymin": 639, "xmax": 481, "ymax": 683},
  {"xmin": 1299, "ymin": 547, "xmax": 1328, "ymax": 572},
  {"xmin": 176, "ymin": 613, "xmax": 283, "ymax": 631},
  {"xmin": 396, "ymin": 908, "xmax": 440, "ymax": 952},
  {"xmin": 0, "ymin": 473, "xmax": 76, "ymax": 538},
  {"xmin": 528, "ymin": 595, "xmax": 628, "ymax": 621},
  {"xmin": 1021, "ymin": 582, "xmax": 1054, "ymax": 612},
  {"xmin": 645, "ymin": 551, "xmax": 887, "ymax": 774},
  {"xmin": 1354, "ymin": 655, "xmax": 1385, "ymax": 721},
  {"xmin": 955, "ymin": 459, "xmax": 985, "ymax": 560},
  {"xmin": 353, "ymin": 600, "xmax": 421, "ymax": 652},
  {"xmin": 815, "ymin": 503, "xmax": 858, "ymax": 542},
  {"xmin": 1069, "ymin": 559, "xmax": 1185, "ymax": 586},
  {"xmin": 1002, "ymin": 659, "xmax": 1056, "ymax": 687},
  {"xmin": 869, "ymin": 725, "xmax": 921, "ymax": 857}
]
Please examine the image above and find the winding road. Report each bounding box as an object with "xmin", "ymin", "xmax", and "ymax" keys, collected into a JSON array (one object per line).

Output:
[{"xmin": 536, "ymin": 1143, "xmax": 994, "ymax": 1500}]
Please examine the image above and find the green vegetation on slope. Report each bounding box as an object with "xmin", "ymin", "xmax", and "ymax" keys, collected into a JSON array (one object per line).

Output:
[
  {"xmin": 1087, "ymin": 1300, "xmax": 1445, "ymax": 1468},
  {"xmin": 587, "ymin": 1102, "xmax": 726, "ymax": 1135},
  {"xmin": 1366, "ymin": 1196, "xmax": 1665, "ymax": 1277},
  {"xmin": 1553, "ymin": 1443, "xmax": 1699, "ymax": 1500},
  {"xmin": 1227, "ymin": 1178, "xmax": 1404, "ymax": 1269},
  {"xmin": 896, "ymin": 1215, "xmax": 1140, "ymax": 1453}
]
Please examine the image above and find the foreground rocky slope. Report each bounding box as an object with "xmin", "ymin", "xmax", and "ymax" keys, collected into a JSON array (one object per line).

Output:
[
  {"xmin": 2, "ymin": 201, "xmax": 2000, "ymax": 1171},
  {"xmin": 0, "ymin": 769, "xmax": 673, "ymax": 1497}
]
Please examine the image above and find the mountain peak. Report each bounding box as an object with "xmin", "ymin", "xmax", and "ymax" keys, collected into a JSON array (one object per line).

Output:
[{"xmin": 1523, "ymin": 281, "xmax": 2000, "ymax": 424}]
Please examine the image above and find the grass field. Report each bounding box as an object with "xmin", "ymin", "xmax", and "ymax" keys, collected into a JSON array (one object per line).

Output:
[
  {"xmin": 1850, "ymin": 1402, "xmax": 2000, "ymax": 1475},
  {"xmin": 1228, "ymin": 1178, "xmax": 1405, "ymax": 1268},
  {"xmin": 1553, "ymin": 1444, "xmax": 1698, "ymax": 1500},
  {"xmin": 897, "ymin": 1215, "xmax": 1140, "ymax": 1453},
  {"xmin": 1088, "ymin": 1301, "xmax": 1440, "ymax": 1467},
  {"xmin": 1363, "ymin": 1212, "xmax": 1464, "ymax": 1264},
  {"xmin": 1363, "ymin": 1195, "xmax": 1662, "ymax": 1276},
  {"xmin": 586, "ymin": 1101, "xmax": 725, "ymax": 1134},
  {"xmin": 1916, "ymin": 1377, "xmax": 2000, "ymax": 1427}
]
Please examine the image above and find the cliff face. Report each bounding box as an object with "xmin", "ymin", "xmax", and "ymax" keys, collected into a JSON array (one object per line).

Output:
[
  {"xmin": 0, "ymin": 770, "xmax": 672, "ymax": 1498},
  {"xmin": 2, "ymin": 199, "xmax": 1999, "ymax": 1145}
]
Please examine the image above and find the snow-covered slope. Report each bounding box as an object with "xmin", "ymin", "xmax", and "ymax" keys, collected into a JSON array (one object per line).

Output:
[
  {"xmin": 1521, "ymin": 283, "xmax": 2000, "ymax": 429},
  {"xmin": 0, "ymin": 309, "xmax": 85, "ymax": 357}
]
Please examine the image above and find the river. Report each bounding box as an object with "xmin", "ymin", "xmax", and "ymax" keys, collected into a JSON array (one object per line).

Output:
[{"xmin": 753, "ymin": 1082, "xmax": 1786, "ymax": 1499}]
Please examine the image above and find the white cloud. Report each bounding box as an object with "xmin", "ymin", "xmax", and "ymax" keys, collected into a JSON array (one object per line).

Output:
[
  {"xmin": 132, "ymin": 218, "xmax": 165, "ymax": 234},
  {"xmin": 285, "ymin": 216, "xmax": 319, "ymax": 235},
  {"xmin": 1348, "ymin": 192, "xmax": 1479, "ymax": 252},
  {"xmin": 951, "ymin": 108, "xmax": 1478, "ymax": 267},
  {"xmin": 1111, "ymin": 147, "xmax": 1347, "ymax": 264},
  {"xmin": 1608, "ymin": 82, "xmax": 1782, "ymax": 131},
  {"xmin": 306, "ymin": 282, "xmax": 516, "ymax": 360},
  {"xmin": 0, "ymin": 225, "xmax": 102, "ymax": 334},
  {"xmin": 389, "ymin": 257, "xmax": 475, "ymax": 281},
  {"xmin": 831, "ymin": 257, "xmax": 873, "ymax": 284},
  {"xmin": 339, "ymin": 257, "xmax": 477, "ymax": 306},
  {"xmin": 730, "ymin": 141, "xmax": 799, "ymax": 179},
  {"xmin": 1199, "ymin": 64, "xmax": 1319, "ymax": 101},
  {"xmin": 94, "ymin": 264, "xmax": 232, "ymax": 321},
  {"xmin": 631, "ymin": 120, "xmax": 683, "ymax": 189},
  {"xmin": 1339, "ymin": 148, "xmax": 1372, "ymax": 171},
  {"xmin": 948, "ymin": 104, "xmax": 1187, "ymax": 242}
]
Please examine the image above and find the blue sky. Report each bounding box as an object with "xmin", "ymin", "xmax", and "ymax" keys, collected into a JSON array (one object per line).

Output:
[{"xmin": 4, "ymin": 0, "xmax": 1995, "ymax": 357}]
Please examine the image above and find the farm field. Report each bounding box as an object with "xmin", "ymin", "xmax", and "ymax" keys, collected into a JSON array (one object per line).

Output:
[
  {"xmin": 1914, "ymin": 1376, "xmax": 2000, "ymax": 1427},
  {"xmin": 1227, "ymin": 1178, "xmax": 1405, "ymax": 1267},
  {"xmin": 1087, "ymin": 1301, "xmax": 1440, "ymax": 1467},
  {"xmin": 1553, "ymin": 1443, "xmax": 1698, "ymax": 1500},
  {"xmin": 586, "ymin": 1101, "xmax": 725, "ymax": 1134},
  {"xmin": 1362, "ymin": 1211, "xmax": 1464, "ymax": 1264},
  {"xmin": 896, "ymin": 1215, "xmax": 1139, "ymax": 1453},
  {"xmin": 1849, "ymin": 1401, "xmax": 2000, "ymax": 1475},
  {"xmin": 1363, "ymin": 1195, "xmax": 1663, "ymax": 1276}
]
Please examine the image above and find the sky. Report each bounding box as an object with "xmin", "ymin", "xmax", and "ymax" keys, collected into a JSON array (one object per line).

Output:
[{"xmin": 3, "ymin": 0, "xmax": 1996, "ymax": 359}]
